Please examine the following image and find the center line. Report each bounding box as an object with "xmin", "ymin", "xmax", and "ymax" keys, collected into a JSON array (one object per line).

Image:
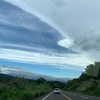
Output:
[{"xmin": 61, "ymin": 93, "xmax": 72, "ymax": 100}]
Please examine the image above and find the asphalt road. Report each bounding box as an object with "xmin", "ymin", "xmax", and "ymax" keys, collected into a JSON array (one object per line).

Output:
[{"xmin": 34, "ymin": 91, "xmax": 100, "ymax": 100}]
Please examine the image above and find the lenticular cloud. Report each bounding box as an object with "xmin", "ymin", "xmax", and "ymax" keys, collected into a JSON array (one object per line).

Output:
[{"xmin": 0, "ymin": 0, "xmax": 93, "ymax": 71}]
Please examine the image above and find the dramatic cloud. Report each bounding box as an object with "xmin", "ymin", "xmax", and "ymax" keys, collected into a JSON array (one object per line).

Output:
[
  {"xmin": 4, "ymin": 0, "xmax": 67, "ymax": 38},
  {"xmin": 4, "ymin": 0, "xmax": 100, "ymax": 61},
  {"xmin": 1, "ymin": 0, "xmax": 100, "ymax": 75},
  {"xmin": 72, "ymin": 28, "xmax": 100, "ymax": 61},
  {"xmin": 0, "ymin": 48, "xmax": 92, "ymax": 71}
]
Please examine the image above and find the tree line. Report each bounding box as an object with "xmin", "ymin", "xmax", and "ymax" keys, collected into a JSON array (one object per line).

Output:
[{"xmin": 0, "ymin": 74, "xmax": 65, "ymax": 100}]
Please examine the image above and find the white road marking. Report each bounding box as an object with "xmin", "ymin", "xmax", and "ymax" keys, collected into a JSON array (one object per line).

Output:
[
  {"xmin": 42, "ymin": 91, "xmax": 53, "ymax": 100},
  {"xmin": 81, "ymin": 96, "xmax": 89, "ymax": 99},
  {"xmin": 81, "ymin": 94, "xmax": 100, "ymax": 99}
]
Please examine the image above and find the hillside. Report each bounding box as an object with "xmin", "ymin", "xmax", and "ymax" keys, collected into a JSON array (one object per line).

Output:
[
  {"xmin": 64, "ymin": 62, "xmax": 100, "ymax": 97},
  {"xmin": 0, "ymin": 73, "xmax": 14, "ymax": 78},
  {"xmin": 0, "ymin": 73, "xmax": 65, "ymax": 100}
]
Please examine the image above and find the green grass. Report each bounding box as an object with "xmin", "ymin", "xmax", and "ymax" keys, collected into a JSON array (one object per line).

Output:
[
  {"xmin": 0, "ymin": 76, "xmax": 65, "ymax": 100},
  {"xmin": 0, "ymin": 77, "xmax": 52, "ymax": 100}
]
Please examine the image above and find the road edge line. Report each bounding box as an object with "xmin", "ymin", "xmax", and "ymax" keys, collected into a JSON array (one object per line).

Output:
[{"xmin": 42, "ymin": 91, "xmax": 53, "ymax": 100}]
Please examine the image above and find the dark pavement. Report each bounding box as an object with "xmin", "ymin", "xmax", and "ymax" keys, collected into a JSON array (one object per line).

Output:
[{"xmin": 34, "ymin": 91, "xmax": 100, "ymax": 100}]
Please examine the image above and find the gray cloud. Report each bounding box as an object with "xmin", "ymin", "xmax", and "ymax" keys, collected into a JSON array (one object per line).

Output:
[
  {"xmin": 71, "ymin": 28, "xmax": 100, "ymax": 61},
  {"xmin": 4, "ymin": 0, "xmax": 100, "ymax": 64},
  {"xmin": 73, "ymin": 28, "xmax": 100, "ymax": 51}
]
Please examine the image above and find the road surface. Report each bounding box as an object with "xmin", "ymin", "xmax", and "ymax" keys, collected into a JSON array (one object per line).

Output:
[{"xmin": 34, "ymin": 91, "xmax": 100, "ymax": 100}]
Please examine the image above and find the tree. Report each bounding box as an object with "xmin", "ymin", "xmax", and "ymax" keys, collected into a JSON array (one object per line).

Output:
[
  {"xmin": 97, "ymin": 68, "xmax": 100, "ymax": 79},
  {"xmin": 85, "ymin": 64, "xmax": 94, "ymax": 73},
  {"xmin": 36, "ymin": 77, "xmax": 46, "ymax": 84}
]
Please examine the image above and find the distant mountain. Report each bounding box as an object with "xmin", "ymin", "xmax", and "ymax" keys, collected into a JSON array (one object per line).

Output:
[
  {"xmin": 0, "ymin": 72, "xmax": 69, "ymax": 83},
  {"xmin": 0, "ymin": 73, "xmax": 14, "ymax": 79},
  {"xmin": 0, "ymin": 66, "xmax": 70, "ymax": 82},
  {"xmin": 8, "ymin": 73, "xmax": 69, "ymax": 83}
]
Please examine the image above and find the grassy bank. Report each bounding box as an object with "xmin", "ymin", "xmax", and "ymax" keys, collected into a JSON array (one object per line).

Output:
[
  {"xmin": 0, "ymin": 77, "xmax": 52, "ymax": 100},
  {"xmin": 64, "ymin": 62, "xmax": 100, "ymax": 97},
  {"xmin": 0, "ymin": 75, "xmax": 65, "ymax": 100}
]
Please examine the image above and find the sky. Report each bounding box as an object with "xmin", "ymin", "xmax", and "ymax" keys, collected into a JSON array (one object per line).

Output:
[{"xmin": 0, "ymin": 0, "xmax": 100, "ymax": 78}]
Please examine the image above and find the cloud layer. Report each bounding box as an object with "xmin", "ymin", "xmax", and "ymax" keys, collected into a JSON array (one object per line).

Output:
[
  {"xmin": 8, "ymin": 0, "xmax": 100, "ymax": 62},
  {"xmin": 0, "ymin": 0, "xmax": 98, "ymax": 73},
  {"xmin": 0, "ymin": 48, "xmax": 92, "ymax": 70}
]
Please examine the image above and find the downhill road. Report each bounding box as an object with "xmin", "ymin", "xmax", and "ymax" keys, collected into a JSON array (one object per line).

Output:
[{"xmin": 34, "ymin": 91, "xmax": 100, "ymax": 100}]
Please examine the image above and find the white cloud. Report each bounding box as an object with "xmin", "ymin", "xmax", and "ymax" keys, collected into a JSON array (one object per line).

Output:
[
  {"xmin": 0, "ymin": 48, "xmax": 93, "ymax": 71},
  {"xmin": 0, "ymin": 65, "xmax": 42, "ymax": 78},
  {"xmin": 4, "ymin": 0, "xmax": 100, "ymax": 59},
  {"xmin": 0, "ymin": 66, "xmax": 26, "ymax": 74},
  {"xmin": 58, "ymin": 38, "xmax": 73, "ymax": 48},
  {"xmin": 3, "ymin": 0, "xmax": 100, "ymax": 70}
]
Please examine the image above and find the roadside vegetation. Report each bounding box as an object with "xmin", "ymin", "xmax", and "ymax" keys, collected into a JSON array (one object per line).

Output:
[
  {"xmin": 1, "ymin": 62, "xmax": 100, "ymax": 99},
  {"xmin": 0, "ymin": 75, "xmax": 65, "ymax": 100},
  {"xmin": 64, "ymin": 62, "xmax": 100, "ymax": 97}
]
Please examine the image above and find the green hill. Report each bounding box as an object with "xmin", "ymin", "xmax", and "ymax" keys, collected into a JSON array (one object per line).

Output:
[
  {"xmin": 64, "ymin": 62, "xmax": 100, "ymax": 97},
  {"xmin": 0, "ymin": 73, "xmax": 65, "ymax": 100}
]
